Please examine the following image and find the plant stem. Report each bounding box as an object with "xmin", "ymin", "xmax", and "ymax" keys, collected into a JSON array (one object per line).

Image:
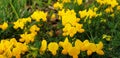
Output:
[{"xmin": 9, "ymin": 0, "xmax": 19, "ymax": 19}]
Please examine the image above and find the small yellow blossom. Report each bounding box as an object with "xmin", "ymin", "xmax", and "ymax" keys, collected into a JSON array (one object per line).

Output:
[
  {"xmin": 87, "ymin": 43, "xmax": 97, "ymax": 56},
  {"xmin": 30, "ymin": 25, "xmax": 40, "ymax": 33},
  {"xmin": 68, "ymin": 47, "xmax": 80, "ymax": 58},
  {"xmin": 74, "ymin": 0, "xmax": 82, "ymax": 5},
  {"xmin": 19, "ymin": 32, "xmax": 36, "ymax": 44},
  {"xmin": 117, "ymin": 5, "xmax": 120, "ymax": 10},
  {"xmin": 75, "ymin": 23, "xmax": 85, "ymax": 33},
  {"xmin": 13, "ymin": 17, "xmax": 31, "ymax": 29},
  {"xmin": 31, "ymin": 10, "xmax": 47, "ymax": 22},
  {"xmin": 105, "ymin": 7, "xmax": 113, "ymax": 13},
  {"xmin": 94, "ymin": 7, "xmax": 98, "ymax": 11},
  {"xmin": 79, "ymin": 9, "xmax": 87, "ymax": 18},
  {"xmin": 59, "ymin": 37, "xmax": 72, "ymax": 55},
  {"xmin": 53, "ymin": 2, "xmax": 63, "ymax": 9},
  {"xmin": 48, "ymin": 42, "xmax": 59, "ymax": 56},
  {"xmin": 75, "ymin": 39, "xmax": 83, "ymax": 50},
  {"xmin": 40, "ymin": 39, "xmax": 47, "ymax": 54},
  {"xmin": 96, "ymin": 41, "xmax": 104, "ymax": 55},
  {"xmin": 80, "ymin": 40, "xmax": 90, "ymax": 51},
  {"xmin": 87, "ymin": 9, "xmax": 97, "ymax": 19},
  {"xmin": 0, "ymin": 22, "xmax": 8, "ymax": 30},
  {"xmin": 110, "ymin": 0, "xmax": 118, "ymax": 8},
  {"xmin": 96, "ymin": 0, "xmax": 118, "ymax": 8}
]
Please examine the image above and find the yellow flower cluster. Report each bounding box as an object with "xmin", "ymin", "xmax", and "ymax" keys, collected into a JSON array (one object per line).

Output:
[
  {"xmin": 31, "ymin": 10, "xmax": 47, "ymax": 22},
  {"xmin": 0, "ymin": 38, "xmax": 28, "ymax": 58},
  {"xmin": 59, "ymin": 37, "xmax": 104, "ymax": 58},
  {"xmin": 58, "ymin": 9, "xmax": 84, "ymax": 37},
  {"xmin": 19, "ymin": 25, "xmax": 40, "ymax": 44},
  {"xmin": 96, "ymin": 0, "xmax": 118, "ymax": 8},
  {"xmin": 19, "ymin": 32, "xmax": 36, "ymax": 44},
  {"xmin": 39, "ymin": 37, "xmax": 104, "ymax": 58},
  {"xmin": 0, "ymin": 22, "xmax": 8, "ymax": 30},
  {"xmin": 79, "ymin": 9, "xmax": 97, "ymax": 19},
  {"xmin": 13, "ymin": 17, "xmax": 31, "ymax": 29},
  {"xmin": 13, "ymin": 10, "xmax": 47, "ymax": 30}
]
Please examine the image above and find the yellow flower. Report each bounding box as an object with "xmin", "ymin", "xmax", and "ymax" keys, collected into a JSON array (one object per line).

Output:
[
  {"xmin": 48, "ymin": 42, "xmax": 59, "ymax": 56},
  {"xmin": 59, "ymin": 37, "xmax": 72, "ymax": 55},
  {"xmin": 12, "ymin": 47, "xmax": 21, "ymax": 58},
  {"xmin": 30, "ymin": 25, "xmax": 40, "ymax": 33},
  {"xmin": 10, "ymin": 38, "xmax": 17, "ymax": 46},
  {"xmin": 59, "ymin": 9, "xmax": 84, "ymax": 37},
  {"xmin": 19, "ymin": 32, "xmax": 36, "ymax": 44},
  {"xmin": 96, "ymin": 0, "xmax": 118, "ymax": 8},
  {"xmin": 75, "ymin": 39, "xmax": 83, "ymax": 50},
  {"xmin": 117, "ymin": 5, "xmax": 120, "ymax": 10},
  {"xmin": 96, "ymin": 41, "xmax": 104, "ymax": 55},
  {"xmin": 75, "ymin": 23, "xmax": 85, "ymax": 33},
  {"xmin": 13, "ymin": 17, "xmax": 31, "ymax": 29},
  {"xmin": 53, "ymin": 2, "xmax": 63, "ymax": 9},
  {"xmin": 110, "ymin": 0, "xmax": 118, "ymax": 8},
  {"xmin": 68, "ymin": 47, "xmax": 80, "ymax": 58},
  {"xmin": 0, "ymin": 38, "xmax": 28, "ymax": 58},
  {"xmin": 80, "ymin": 40, "xmax": 90, "ymax": 51},
  {"xmin": 87, "ymin": 9, "xmax": 97, "ymax": 19},
  {"xmin": 13, "ymin": 19, "xmax": 24, "ymax": 29},
  {"xmin": 31, "ymin": 10, "xmax": 47, "ymax": 22},
  {"xmin": 105, "ymin": 7, "xmax": 113, "ymax": 13},
  {"xmin": 12, "ymin": 42, "xmax": 28, "ymax": 58},
  {"xmin": 69, "ymin": 27, "xmax": 77, "ymax": 37},
  {"xmin": 0, "ymin": 22, "xmax": 8, "ymax": 30},
  {"xmin": 79, "ymin": 9, "xmax": 87, "ymax": 18},
  {"xmin": 40, "ymin": 39, "xmax": 47, "ymax": 54},
  {"xmin": 87, "ymin": 43, "xmax": 97, "ymax": 56},
  {"xmin": 74, "ymin": 0, "xmax": 82, "ymax": 5},
  {"xmin": 94, "ymin": 7, "xmax": 98, "ymax": 11},
  {"xmin": 58, "ymin": 9, "xmax": 65, "ymax": 17}
]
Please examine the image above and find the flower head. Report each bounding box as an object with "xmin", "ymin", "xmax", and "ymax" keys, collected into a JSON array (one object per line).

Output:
[
  {"xmin": 40, "ymin": 39, "xmax": 47, "ymax": 54},
  {"xmin": 59, "ymin": 37, "xmax": 72, "ymax": 55},
  {"xmin": 96, "ymin": 41, "xmax": 104, "ymax": 55},
  {"xmin": 48, "ymin": 42, "xmax": 59, "ymax": 56},
  {"xmin": 0, "ymin": 22, "xmax": 8, "ymax": 30},
  {"xmin": 31, "ymin": 10, "xmax": 47, "ymax": 22}
]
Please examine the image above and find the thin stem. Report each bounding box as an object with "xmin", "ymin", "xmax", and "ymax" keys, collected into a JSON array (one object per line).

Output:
[{"xmin": 9, "ymin": 0, "xmax": 19, "ymax": 19}]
